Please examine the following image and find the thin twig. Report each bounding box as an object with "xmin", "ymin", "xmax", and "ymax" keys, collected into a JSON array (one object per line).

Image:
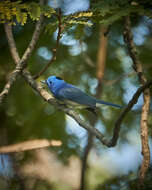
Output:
[
  {"xmin": 33, "ymin": 8, "xmax": 63, "ymax": 79},
  {"xmin": 110, "ymin": 80, "xmax": 151, "ymax": 146},
  {"xmin": 0, "ymin": 139, "xmax": 62, "ymax": 154},
  {"xmin": 123, "ymin": 16, "xmax": 151, "ymax": 185}
]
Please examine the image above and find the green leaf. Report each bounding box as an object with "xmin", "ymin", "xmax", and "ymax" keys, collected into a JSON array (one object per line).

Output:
[
  {"xmin": 27, "ymin": 2, "xmax": 41, "ymax": 21},
  {"xmin": 67, "ymin": 20, "xmax": 92, "ymax": 27},
  {"xmin": 41, "ymin": 5, "xmax": 55, "ymax": 18},
  {"xmin": 16, "ymin": 10, "xmax": 27, "ymax": 25}
]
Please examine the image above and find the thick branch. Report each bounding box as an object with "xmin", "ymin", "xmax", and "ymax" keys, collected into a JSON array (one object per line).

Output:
[
  {"xmin": 0, "ymin": 139, "xmax": 62, "ymax": 154},
  {"xmin": 124, "ymin": 16, "xmax": 151, "ymax": 184}
]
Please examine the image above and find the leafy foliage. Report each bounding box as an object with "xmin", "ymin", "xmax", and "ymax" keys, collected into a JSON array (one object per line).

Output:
[
  {"xmin": 91, "ymin": 0, "xmax": 152, "ymax": 25},
  {"xmin": 0, "ymin": 0, "xmax": 55, "ymax": 25}
]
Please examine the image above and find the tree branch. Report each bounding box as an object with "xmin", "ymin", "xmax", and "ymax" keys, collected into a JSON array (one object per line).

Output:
[
  {"xmin": 21, "ymin": 12, "xmax": 44, "ymax": 63},
  {"xmin": 22, "ymin": 69, "xmax": 152, "ymax": 147},
  {"xmin": 33, "ymin": 8, "xmax": 63, "ymax": 79},
  {"xmin": 0, "ymin": 139, "xmax": 62, "ymax": 154},
  {"xmin": 0, "ymin": 1, "xmax": 44, "ymax": 104},
  {"xmin": 123, "ymin": 16, "xmax": 146, "ymax": 84},
  {"xmin": 0, "ymin": 60, "xmax": 23, "ymax": 104},
  {"xmin": 110, "ymin": 80, "xmax": 151, "ymax": 146},
  {"xmin": 0, "ymin": 23, "xmax": 23, "ymax": 104},
  {"xmin": 4, "ymin": 23, "xmax": 20, "ymax": 64},
  {"xmin": 123, "ymin": 16, "xmax": 151, "ymax": 185}
]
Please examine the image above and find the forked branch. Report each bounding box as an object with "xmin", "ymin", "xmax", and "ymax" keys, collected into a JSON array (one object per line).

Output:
[{"xmin": 0, "ymin": 0, "xmax": 44, "ymax": 104}]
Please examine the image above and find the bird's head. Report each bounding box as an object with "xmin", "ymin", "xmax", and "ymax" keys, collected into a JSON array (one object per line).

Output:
[{"xmin": 43, "ymin": 76, "xmax": 65, "ymax": 93}]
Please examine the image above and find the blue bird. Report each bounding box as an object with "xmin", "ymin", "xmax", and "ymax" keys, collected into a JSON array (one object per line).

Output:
[{"xmin": 43, "ymin": 76, "xmax": 122, "ymax": 112}]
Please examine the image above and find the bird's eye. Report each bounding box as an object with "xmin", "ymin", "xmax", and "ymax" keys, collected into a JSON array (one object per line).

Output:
[{"xmin": 50, "ymin": 81, "xmax": 52, "ymax": 84}]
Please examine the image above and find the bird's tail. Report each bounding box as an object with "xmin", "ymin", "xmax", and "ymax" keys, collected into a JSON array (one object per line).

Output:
[{"xmin": 96, "ymin": 100, "xmax": 122, "ymax": 108}]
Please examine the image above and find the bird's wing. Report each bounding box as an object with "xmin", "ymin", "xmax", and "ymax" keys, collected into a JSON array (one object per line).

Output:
[{"xmin": 58, "ymin": 86, "xmax": 96, "ymax": 107}]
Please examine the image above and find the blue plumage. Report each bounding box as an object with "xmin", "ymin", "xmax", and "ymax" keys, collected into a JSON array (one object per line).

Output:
[{"xmin": 45, "ymin": 76, "xmax": 122, "ymax": 110}]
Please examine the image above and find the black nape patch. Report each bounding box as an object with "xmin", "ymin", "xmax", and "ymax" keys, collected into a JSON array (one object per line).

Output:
[{"xmin": 56, "ymin": 76, "xmax": 63, "ymax": 80}]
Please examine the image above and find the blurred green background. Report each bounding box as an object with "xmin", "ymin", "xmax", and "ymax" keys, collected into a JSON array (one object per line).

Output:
[{"xmin": 0, "ymin": 0, "xmax": 152, "ymax": 189}]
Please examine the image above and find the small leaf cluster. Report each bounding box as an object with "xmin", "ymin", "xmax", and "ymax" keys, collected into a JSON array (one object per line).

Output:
[
  {"xmin": 0, "ymin": 0, "xmax": 55, "ymax": 25},
  {"xmin": 65, "ymin": 11, "xmax": 93, "ymax": 27},
  {"xmin": 45, "ymin": 11, "xmax": 93, "ymax": 35},
  {"xmin": 90, "ymin": 0, "xmax": 152, "ymax": 25}
]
